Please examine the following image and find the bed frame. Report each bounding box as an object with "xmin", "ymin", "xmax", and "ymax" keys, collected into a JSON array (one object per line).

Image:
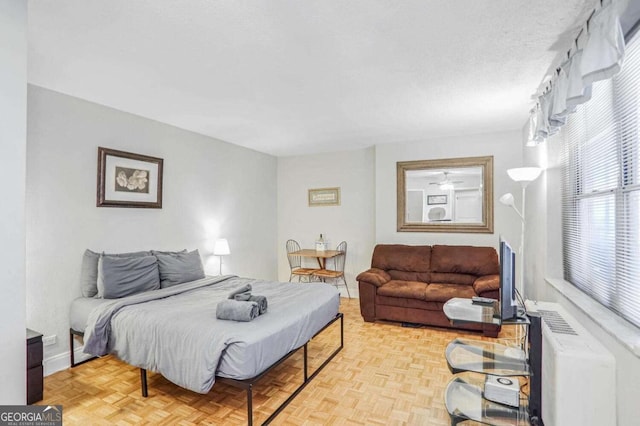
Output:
[{"xmin": 70, "ymin": 312, "xmax": 343, "ymax": 426}]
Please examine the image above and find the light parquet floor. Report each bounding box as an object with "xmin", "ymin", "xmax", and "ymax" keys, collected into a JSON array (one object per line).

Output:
[{"xmin": 41, "ymin": 298, "xmax": 517, "ymax": 425}]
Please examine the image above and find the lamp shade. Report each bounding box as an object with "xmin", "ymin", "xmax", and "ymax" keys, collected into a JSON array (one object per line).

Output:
[
  {"xmin": 213, "ymin": 238, "xmax": 230, "ymax": 256},
  {"xmin": 499, "ymin": 193, "xmax": 515, "ymax": 206},
  {"xmin": 507, "ymin": 167, "xmax": 542, "ymax": 183}
]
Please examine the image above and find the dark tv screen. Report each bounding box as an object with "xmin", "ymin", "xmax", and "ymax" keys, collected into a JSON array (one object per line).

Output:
[{"xmin": 499, "ymin": 237, "xmax": 518, "ymax": 320}]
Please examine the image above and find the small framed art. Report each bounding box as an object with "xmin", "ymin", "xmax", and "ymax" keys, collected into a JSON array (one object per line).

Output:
[
  {"xmin": 427, "ymin": 194, "xmax": 448, "ymax": 205},
  {"xmin": 97, "ymin": 147, "xmax": 164, "ymax": 208},
  {"xmin": 308, "ymin": 187, "xmax": 340, "ymax": 207}
]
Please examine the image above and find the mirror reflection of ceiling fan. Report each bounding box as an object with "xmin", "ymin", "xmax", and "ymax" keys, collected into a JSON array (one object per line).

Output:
[{"xmin": 429, "ymin": 172, "xmax": 464, "ymax": 189}]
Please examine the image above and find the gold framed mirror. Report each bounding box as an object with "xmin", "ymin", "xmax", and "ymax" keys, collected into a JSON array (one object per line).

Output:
[{"xmin": 397, "ymin": 155, "xmax": 493, "ymax": 233}]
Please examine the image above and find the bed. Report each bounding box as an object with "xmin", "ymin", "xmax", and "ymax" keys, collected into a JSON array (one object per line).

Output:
[{"xmin": 70, "ymin": 275, "xmax": 343, "ymax": 425}]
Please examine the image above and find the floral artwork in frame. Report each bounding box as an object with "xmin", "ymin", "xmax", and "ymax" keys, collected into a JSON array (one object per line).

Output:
[{"xmin": 97, "ymin": 147, "xmax": 164, "ymax": 208}]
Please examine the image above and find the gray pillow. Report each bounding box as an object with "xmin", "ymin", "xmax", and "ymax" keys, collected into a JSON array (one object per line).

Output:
[
  {"xmin": 80, "ymin": 249, "xmax": 151, "ymax": 298},
  {"xmin": 151, "ymin": 249, "xmax": 187, "ymax": 255},
  {"xmin": 80, "ymin": 249, "xmax": 101, "ymax": 297},
  {"xmin": 155, "ymin": 249, "xmax": 205, "ymax": 288},
  {"xmin": 97, "ymin": 255, "xmax": 160, "ymax": 299}
]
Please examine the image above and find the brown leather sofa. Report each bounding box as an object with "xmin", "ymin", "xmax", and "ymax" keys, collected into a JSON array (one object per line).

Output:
[{"xmin": 356, "ymin": 244, "xmax": 501, "ymax": 336}]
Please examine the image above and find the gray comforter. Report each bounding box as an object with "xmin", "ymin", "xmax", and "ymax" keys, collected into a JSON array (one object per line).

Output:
[{"xmin": 83, "ymin": 276, "xmax": 339, "ymax": 393}]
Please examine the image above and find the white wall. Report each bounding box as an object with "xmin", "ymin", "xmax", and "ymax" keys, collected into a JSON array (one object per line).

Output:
[
  {"xmin": 0, "ymin": 0, "xmax": 27, "ymax": 404},
  {"xmin": 277, "ymin": 148, "xmax": 376, "ymax": 297},
  {"xmin": 375, "ymin": 131, "xmax": 523, "ymax": 248},
  {"xmin": 26, "ymin": 86, "xmax": 278, "ymax": 373},
  {"xmin": 525, "ymin": 133, "xmax": 640, "ymax": 426},
  {"xmin": 277, "ymin": 131, "xmax": 523, "ymax": 298}
]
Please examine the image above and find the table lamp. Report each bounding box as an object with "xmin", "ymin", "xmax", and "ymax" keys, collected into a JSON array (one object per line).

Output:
[{"xmin": 213, "ymin": 238, "xmax": 230, "ymax": 275}]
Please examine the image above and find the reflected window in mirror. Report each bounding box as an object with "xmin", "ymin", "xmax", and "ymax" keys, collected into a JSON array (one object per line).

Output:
[{"xmin": 397, "ymin": 156, "xmax": 493, "ymax": 233}]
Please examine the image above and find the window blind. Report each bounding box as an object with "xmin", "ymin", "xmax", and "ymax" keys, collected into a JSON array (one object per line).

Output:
[{"xmin": 560, "ymin": 29, "xmax": 640, "ymax": 329}]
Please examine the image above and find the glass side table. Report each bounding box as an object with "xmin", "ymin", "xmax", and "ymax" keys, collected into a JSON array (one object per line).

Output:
[
  {"xmin": 443, "ymin": 297, "xmax": 500, "ymax": 326},
  {"xmin": 443, "ymin": 298, "xmax": 530, "ymax": 328},
  {"xmin": 445, "ymin": 372, "xmax": 530, "ymax": 426},
  {"xmin": 442, "ymin": 298, "xmax": 535, "ymax": 426},
  {"xmin": 445, "ymin": 338, "xmax": 530, "ymax": 376}
]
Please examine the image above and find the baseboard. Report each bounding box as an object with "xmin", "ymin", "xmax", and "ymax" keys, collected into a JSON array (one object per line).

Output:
[{"xmin": 43, "ymin": 346, "xmax": 93, "ymax": 377}]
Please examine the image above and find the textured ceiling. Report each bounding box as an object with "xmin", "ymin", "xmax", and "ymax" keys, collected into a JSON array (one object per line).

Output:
[{"xmin": 28, "ymin": 0, "xmax": 598, "ymax": 156}]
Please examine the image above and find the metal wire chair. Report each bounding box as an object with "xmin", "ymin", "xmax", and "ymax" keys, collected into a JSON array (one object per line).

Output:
[
  {"xmin": 312, "ymin": 241, "xmax": 351, "ymax": 298},
  {"xmin": 286, "ymin": 239, "xmax": 319, "ymax": 282}
]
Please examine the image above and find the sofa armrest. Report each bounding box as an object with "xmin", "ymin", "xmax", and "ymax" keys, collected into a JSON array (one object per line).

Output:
[
  {"xmin": 473, "ymin": 274, "xmax": 499, "ymax": 295},
  {"xmin": 356, "ymin": 268, "xmax": 391, "ymax": 287},
  {"xmin": 358, "ymin": 281, "xmax": 377, "ymax": 322}
]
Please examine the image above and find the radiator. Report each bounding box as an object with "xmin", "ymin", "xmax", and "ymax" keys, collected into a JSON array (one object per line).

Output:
[{"xmin": 525, "ymin": 301, "xmax": 616, "ymax": 426}]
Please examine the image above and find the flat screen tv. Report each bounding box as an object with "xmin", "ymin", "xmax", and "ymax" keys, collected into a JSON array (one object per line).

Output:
[{"xmin": 499, "ymin": 237, "xmax": 518, "ymax": 320}]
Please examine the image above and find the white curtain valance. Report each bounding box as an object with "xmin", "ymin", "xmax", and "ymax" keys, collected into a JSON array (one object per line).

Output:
[
  {"xmin": 527, "ymin": 0, "xmax": 629, "ymax": 146},
  {"xmin": 566, "ymin": 30, "xmax": 593, "ymax": 109},
  {"xmin": 581, "ymin": 0, "xmax": 626, "ymax": 85}
]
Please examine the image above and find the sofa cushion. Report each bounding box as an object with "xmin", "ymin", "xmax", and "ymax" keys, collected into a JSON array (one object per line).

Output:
[
  {"xmin": 425, "ymin": 283, "xmax": 477, "ymax": 302},
  {"xmin": 430, "ymin": 272, "xmax": 477, "ymax": 286},
  {"xmin": 473, "ymin": 274, "xmax": 500, "ymax": 294},
  {"xmin": 371, "ymin": 245, "xmax": 431, "ymax": 273},
  {"xmin": 377, "ymin": 280, "xmax": 427, "ymax": 300},
  {"xmin": 388, "ymin": 270, "xmax": 431, "ymax": 283},
  {"xmin": 430, "ymin": 245, "xmax": 499, "ymax": 276}
]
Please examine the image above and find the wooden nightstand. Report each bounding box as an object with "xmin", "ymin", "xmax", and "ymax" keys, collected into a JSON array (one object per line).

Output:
[{"xmin": 26, "ymin": 329, "xmax": 43, "ymax": 404}]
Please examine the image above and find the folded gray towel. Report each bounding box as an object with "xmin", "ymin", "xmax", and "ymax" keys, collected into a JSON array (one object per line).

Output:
[
  {"xmin": 233, "ymin": 291, "xmax": 252, "ymax": 301},
  {"xmin": 234, "ymin": 294, "xmax": 268, "ymax": 315},
  {"xmin": 228, "ymin": 284, "xmax": 252, "ymax": 300},
  {"xmin": 216, "ymin": 299, "xmax": 259, "ymax": 322}
]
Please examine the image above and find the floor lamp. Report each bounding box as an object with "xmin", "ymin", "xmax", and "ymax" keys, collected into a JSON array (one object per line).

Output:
[
  {"xmin": 499, "ymin": 167, "xmax": 542, "ymax": 295},
  {"xmin": 213, "ymin": 238, "xmax": 230, "ymax": 275}
]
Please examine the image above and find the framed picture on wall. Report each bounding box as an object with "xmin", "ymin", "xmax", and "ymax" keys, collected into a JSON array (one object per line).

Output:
[
  {"xmin": 97, "ymin": 147, "xmax": 164, "ymax": 208},
  {"xmin": 427, "ymin": 194, "xmax": 447, "ymax": 205},
  {"xmin": 308, "ymin": 187, "xmax": 341, "ymax": 207}
]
